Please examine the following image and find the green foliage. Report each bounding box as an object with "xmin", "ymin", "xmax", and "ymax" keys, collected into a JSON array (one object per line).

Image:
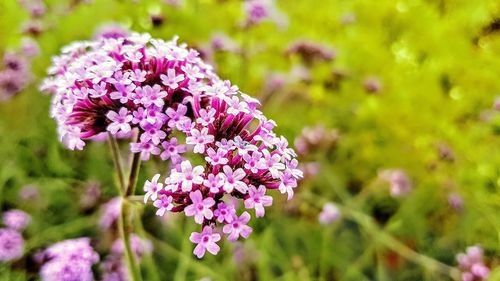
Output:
[{"xmin": 0, "ymin": 0, "xmax": 499, "ymax": 280}]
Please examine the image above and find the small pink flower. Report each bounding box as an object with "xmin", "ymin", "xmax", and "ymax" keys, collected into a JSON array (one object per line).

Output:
[
  {"xmin": 222, "ymin": 212, "xmax": 252, "ymax": 241},
  {"xmin": 143, "ymin": 174, "xmax": 163, "ymax": 203},
  {"xmin": 160, "ymin": 138, "xmax": 186, "ymax": 164},
  {"xmin": 153, "ymin": 194, "xmax": 174, "ymax": 216},
  {"xmin": 205, "ymin": 147, "xmax": 229, "ymax": 166},
  {"xmin": 196, "ymin": 108, "xmax": 216, "ymax": 126},
  {"xmin": 189, "ymin": 226, "xmax": 221, "ymax": 258},
  {"xmin": 221, "ymin": 165, "xmax": 248, "ymax": 193},
  {"xmin": 170, "ymin": 160, "xmax": 204, "ymax": 192},
  {"xmin": 214, "ymin": 202, "xmax": 236, "ymax": 223},
  {"xmin": 186, "ymin": 128, "xmax": 214, "ymax": 154},
  {"xmin": 106, "ymin": 107, "xmax": 133, "ymax": 134},
  {"xmin": 160, "ymin": 69, "xmax": 185, "ymax": 90},
  {"xmin": 203, "ymin": 173, "xmax": 225, "ymax": 193},
  {"xmin": 243, "ymin": 151, "xmax": 265, "ymax": 173},
  {"xmin": 165, "ymin": 104, "xmax": 189, "ymax": 129},
  {"xmin": 244, "ymin": 185, "xmax": 272, "ymax": 218},
  {"xmin": 184, "ymin": 190, "xmax": 215, "ymax": 224}
]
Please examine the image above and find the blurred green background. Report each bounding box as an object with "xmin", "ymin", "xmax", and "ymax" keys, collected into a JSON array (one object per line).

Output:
[{"xmin": 0, "ymin": 0, "xmax": 499, "ymax": 280}]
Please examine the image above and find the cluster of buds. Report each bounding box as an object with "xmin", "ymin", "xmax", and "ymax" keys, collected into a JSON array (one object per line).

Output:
[
  {"xmin": 0, "ymin": 209, "xmax": 31, "ymax": 262},
  {"xmin": 41, "ymin": 33, "xmax": 301, "ymax": 258},
  {"xmin": 38, "ymin": 238, "xmax": 99, "ymax": 281},
  {"xmin": 0, "ymin": 39, "xmax": 39, "ymax": 102},
  {"xmin": 456, "ymin": 246, "xmax": 490, "ymax": 281}
]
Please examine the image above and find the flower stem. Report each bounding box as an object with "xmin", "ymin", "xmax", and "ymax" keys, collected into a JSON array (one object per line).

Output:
[
  {"xmin": 118, "ymin": 199, "xmax": 143, "ymax": 281},
  {"xmin": 301, "ymin": 191, "xmax": 460, "ymax": 280},
  {"xmin": 125, "ymin": 150, "xmax": 141, "ymax": 197},
  {"xmin": 339, "ymin": 205, "xmax": 460, "ymax": 279},
  {"xmin": 108, "ymin": 132, "xmax": 143, "ymax": 281},
  {"xmin": 107, "ymin": 133, "xmax": 125, "ymax": 195}
]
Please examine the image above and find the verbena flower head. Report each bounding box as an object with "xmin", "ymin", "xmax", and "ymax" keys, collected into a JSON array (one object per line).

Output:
[
  {"xmin": 42, "ymin": 33, "xmax": 302, "ymax": 258},
  {"xmin": 0, "ymin": 228, "xmax": 24, "ymax": 262},
  {"xmin": 39, "ymin": 238, "xmax": 99, "ymax": 281},
  {"xmin": 456, "ymin": 245, "xmax": 490, "ymax": 281},
  {"xmin": 3, "ymin": 209, "xmax": 31, "ymax": 231}
]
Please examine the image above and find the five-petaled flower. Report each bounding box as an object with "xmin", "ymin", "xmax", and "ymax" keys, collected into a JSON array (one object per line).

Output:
[{"xmin": 189, "ymin": 226, "xmax": 221, "ymax": 258}]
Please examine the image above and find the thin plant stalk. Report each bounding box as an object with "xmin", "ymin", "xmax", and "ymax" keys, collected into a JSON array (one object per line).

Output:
[
  {"xmin": 108, "ymin": 132, "xmax": 143, "ymax": 281},
  {"xmin": 107, "ymin": 133, "xmax": 125, "ymax": 194},
  {"xmin": 302, "ymin": 191, "xmax": 460, "ymax": 280}
]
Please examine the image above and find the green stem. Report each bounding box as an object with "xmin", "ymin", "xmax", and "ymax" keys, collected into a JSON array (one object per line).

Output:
[
  {"xmin": 342, "ymin": 205, "xmax": 460, "ymax": 278},
  {"xmin": 108, "ymin": 131, "xmax": 143, "ymax": 281},
  {"xmin": 119, "ymin": 199, "xmax": 143, "ymax": 281},
  {"xmin": 302, "ymin": 192, "xmax": 460, "ymax": 280},
  {"xmin": 133, "ymin": 208, "xmax": 161, "ymax": 281},
  {"xmin": 107, "ymin": 133, "xmax": 125, "ymax": 195},
  {"xmin": 125, "ymin": 150, "xmax": 141, "ymax": 197}
]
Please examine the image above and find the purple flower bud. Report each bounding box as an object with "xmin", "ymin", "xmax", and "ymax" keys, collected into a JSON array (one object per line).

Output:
[{"xmin": 363, "ymin": 76, "xmax": 382, "ymax": 94}]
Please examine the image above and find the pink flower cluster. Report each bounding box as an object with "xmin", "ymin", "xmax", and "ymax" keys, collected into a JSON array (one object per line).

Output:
[
  {"xmin": 0, "ymin": 209, "xmax": 31, "ymax": 262},
  {"xmin": 456, "ymin": 246, "xmax": 490, "ymax": 281},
  {"xmin": 39, "ymin": 238, "xmax": 99, "ymax": 281},
  {"xmin": 41, "ymin": 33, "xmax": 302, "ymax": 258},
  {"xmin": 0, "ymin": 42, "xmax": 38, "ymax": 102}
]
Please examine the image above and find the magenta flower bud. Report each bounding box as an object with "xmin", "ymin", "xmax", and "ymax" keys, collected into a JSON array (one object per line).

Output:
[{"xmin": 363, "ymin": 76, "xmax": 382, "ymax": 94}]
